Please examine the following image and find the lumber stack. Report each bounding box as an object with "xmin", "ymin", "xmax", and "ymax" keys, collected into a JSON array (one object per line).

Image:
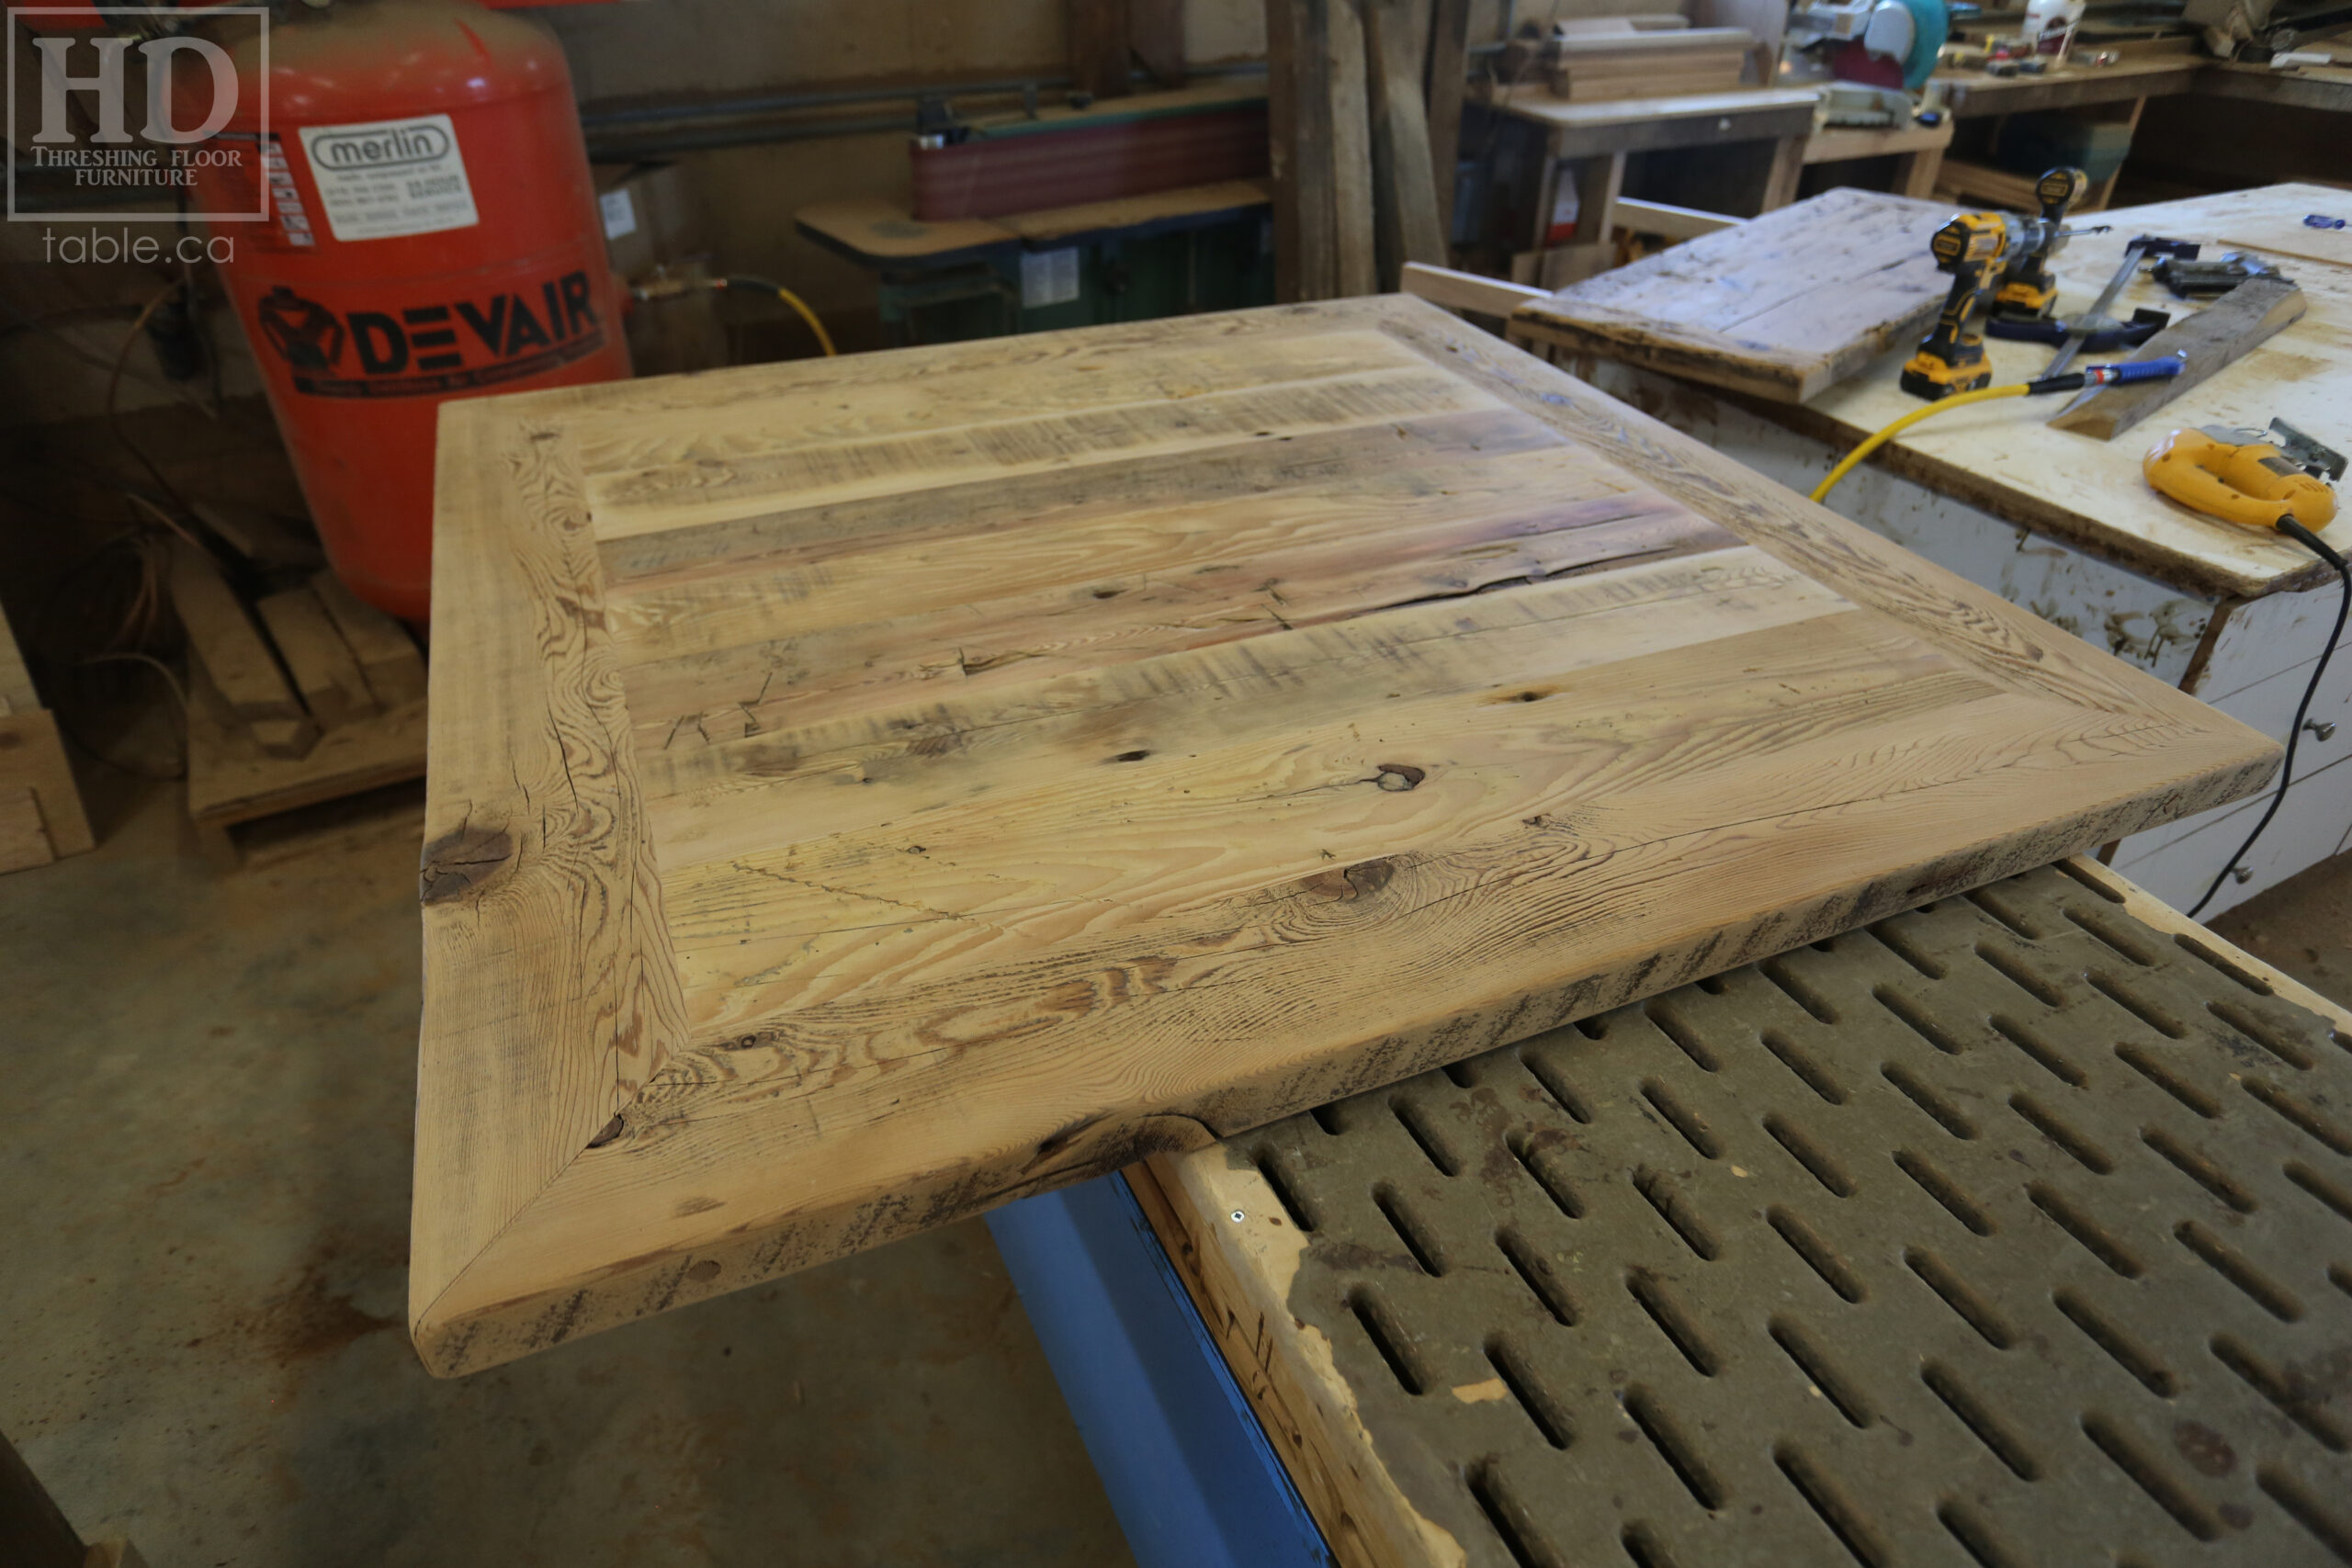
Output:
[
  {"xmin": 1547, "ymin": 24, "xmax": 1751, "ymax": 100},
  {"xmin": 1264, "ymin": 0, "xmax": 1472, "ymax": 299},
  {"xmin": 169, "ymin": 542, "xmax": 430, "ymax": 830},
  {"xmin": 0, "ymin": 599, "xmax": 94, "ymax": 876}
]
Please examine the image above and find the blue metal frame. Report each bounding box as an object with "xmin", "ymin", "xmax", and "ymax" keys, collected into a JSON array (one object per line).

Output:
[{"xmin": 986, "ymin": 1173, "xmax": 1335, "ymax": 1568}]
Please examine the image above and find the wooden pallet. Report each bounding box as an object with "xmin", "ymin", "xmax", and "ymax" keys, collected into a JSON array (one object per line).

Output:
[{"xmin": 171, "ymin": 547, "xmax": 428, "ymax": 832}]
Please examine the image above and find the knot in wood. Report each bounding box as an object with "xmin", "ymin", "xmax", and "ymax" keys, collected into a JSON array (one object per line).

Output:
[
  {"xmin": 1374, "ymin": 761, "xmax": 1426, "ymax": 792},
  {"xmin": 418, "ymin": 824, "xmax": 515, "ymax": 905},
  {"xmin": 1301, "ymin": 857, "xmax": 1397, "ymax": 902}
]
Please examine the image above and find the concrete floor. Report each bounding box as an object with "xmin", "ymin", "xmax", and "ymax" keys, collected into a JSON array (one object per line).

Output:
[
  {"xmin": 2, "ymin": 777, "xmax": 1136, "ymax": 1568},
  {"xmin": 7, "ymin": 765, "xmax": 2348, "ymax": 1568}
]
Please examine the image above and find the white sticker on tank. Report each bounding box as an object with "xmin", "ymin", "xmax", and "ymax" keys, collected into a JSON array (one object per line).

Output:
[{"xmin": 298, "ymin": 113, "xmax": 480, "ymax": 243}]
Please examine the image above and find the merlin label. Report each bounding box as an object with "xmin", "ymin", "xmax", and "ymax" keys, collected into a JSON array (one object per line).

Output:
[{"xmin": 298, "ymin": 113, "xmax": 479, "ymax": 242}]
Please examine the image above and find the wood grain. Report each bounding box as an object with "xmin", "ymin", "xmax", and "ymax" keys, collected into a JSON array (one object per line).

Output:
[
  {"xmin": 412, "ymin": 296, "xmax": 2277, "ymax": 1376},
  {"xmin": 1512, "ymin": 186, "xmax": 1954, "ymax": 402}
]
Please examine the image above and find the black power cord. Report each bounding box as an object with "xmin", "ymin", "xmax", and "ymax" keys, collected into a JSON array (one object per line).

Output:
[{"xmin": 2187, "ymin": 517, "xmax": 2352, "ymax": 919}]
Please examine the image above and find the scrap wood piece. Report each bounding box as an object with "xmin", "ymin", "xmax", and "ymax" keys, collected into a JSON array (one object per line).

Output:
[
  {"xmin": 256, "ymin": 585, "xmax": 375, "ymax": 731},
  {"xmin": 165, "ymin": 536, "xmax": 316, "ymax": 758},
  {"xmin": 183, "ymin": 664, "xmax": 426, "ymax": 829},
  {"xmin": 310, "ymin": 570, "xmax": 426, "ymax": 709},
  {"xmin": 2049, "ymin": 275, "xmax": 2309, "ymax": 441},
  {"xmin": 0, "ymin": 710, "xmax": 94, "ymax": 862},
  {"xmin": 408, "ymin": 296, "xmax": 2274, "ymax": 1378},
  {"xmin": 0, "ymin": 785, "xmax": 51, "ymax": 874},
  {"xmin": 1510, "ymin": 186, "xmax": 1955, "ymax": 401}
]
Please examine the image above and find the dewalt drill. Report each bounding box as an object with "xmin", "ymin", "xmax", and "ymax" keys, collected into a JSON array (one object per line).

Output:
[
  {"xmin": 1900, "ymin": 189, "xmax": 2097, "ymax": 400},
  {"xmin": 1993, "ymin": 166, "xmax": 2089, "ymax": 320}
]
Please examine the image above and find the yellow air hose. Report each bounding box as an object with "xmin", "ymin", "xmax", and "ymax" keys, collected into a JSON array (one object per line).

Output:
[{"xmin": 1809, "ymin": 383, "xmax": 2028, "ymax": 504}]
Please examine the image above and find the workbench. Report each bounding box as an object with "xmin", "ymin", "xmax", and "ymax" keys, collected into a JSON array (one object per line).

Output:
[
  {"xmin": 1511, "ymin": 182, "xmax": 2352, "ymax": 918},
  {"xmin": 795, "ymin": 178, "xmax": 1273, "ymax": 344},
  {"xmin": 1464, "ymin": 87, "xmax": 1822, "ymax": 288},
  {"xmin": 994, "ymin": 854, "xmax": 2352, "ymax": 1567}
]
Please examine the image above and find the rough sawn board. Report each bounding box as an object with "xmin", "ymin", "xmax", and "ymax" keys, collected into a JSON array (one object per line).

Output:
[
  {"xmin": 1511, "ymin": 187, "xmax": 1957, "ymax": 402},
  {"xmin": 413, "ymin": 297, "xmax": 2274, "ymax": 1375}
]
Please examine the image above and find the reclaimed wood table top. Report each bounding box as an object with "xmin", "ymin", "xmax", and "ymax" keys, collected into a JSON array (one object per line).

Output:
[
  {"xmin": 1783, "ymin": 184, "xmax": 2352, "ymax": 602},
  {"xmin": 413, "ymin": 296, "xmax": 2272, "ymax": 1375},
  {"xmin": 1511, "ymin": 187, "xmax": 1955, "ymax": 403}
]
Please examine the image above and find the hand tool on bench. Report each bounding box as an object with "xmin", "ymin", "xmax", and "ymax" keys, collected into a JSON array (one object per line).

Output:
[
  {"xmin": 2049, "ymin": 269, "xmax": 2308, "ymax": 440},
  {"xmin": 1991, "ymin": 165, "xmax": 2091, "ymax": 321},
  {"xmin": 2144, "ymin": 419, "xmax": 2343, "ymax": 533},
  {"xmin": 2151, "ymin": 250, "xmax": 2287, "ymax": 299},
  {"xmin": 1986, "ymin": 309, "xmax": 2169, "ymax": 352},
  {"xmin": 2041, "ymin": 232, "xmax": 2201, "ymax": 378},
  {"xmin": 2140, "ymin": 417, "xmax": 2350, "ymax": 921},
  {"xmin": 1898, "ymin": 202, "xmax": 2111, "ymax": 400}
]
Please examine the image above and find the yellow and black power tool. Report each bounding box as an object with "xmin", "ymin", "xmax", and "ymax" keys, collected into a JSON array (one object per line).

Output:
[
  {"xmin": 1993, "ymin": 166, "xmax": 2089, "ymax": 321},
  {"xmin": 2145, "ymin": 420, "xmax": 2344, "ymax": 534},
  {"xmin": 1900, "ymin": 196, "xmax": 2106, "ymax": 400}
]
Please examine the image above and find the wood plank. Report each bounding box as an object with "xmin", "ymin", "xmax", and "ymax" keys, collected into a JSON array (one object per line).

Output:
[
  {"xmin": 0, "ymin": 710, "xmax": 93, "ymax": 860},
  {"xmin": 1127, "ymin": 0, "xmax": 1186, "ymax": 87},
  {"xmin": 165, "ymin": 537, "xmax": 315, "ymax": 758},
  {"xmin": 182, "ymin": 668, "xmax": 427, "ymax": 829},
  {"xmin": 1610, "ymin": 196, "xmax": 1739, "ymax": 240},
  {"xmin": 410, "ymin": 296, "xmax": 2275, "ymax": 1376},
  {"xmin": 256, "ymin": 586, "xmax": 375, "ymax": 730},
  {"xmin": 1512, "ymin": 186, "xmax": 1953, "ymax": 401},
  {"xmin": 0, "ymin": 786, "xmax": 53, "ymax": 874},
  {"xmin": 2047, "ymin": 276, "xmax": 2309, "ymax": 440},
  {"xmin": 1328, "ymin": 0, "xmax": 1379, "ymax": 297},
  {"xmin": 1364, "ymin": 0, "xmax": 1447, "ymax": 290},
  {"xmin": 311, "ymin": 570, "xmax": 427, "ymax": 709},
  {"xmin": 0, "ymin": 601, "xmax": 37, "ymax": 718},
  {"xmin": 1423, "ymin": 0, "xmax": 1470, "ymax": 244},
  {"xmin": 1068, "ymin": 0, "xmax": 1131, "ymax": 99},
  {"xmin": 1400, "ymin": 261, "xmax": 1548, "ymax": 315},
  {"xmin": 1266, "ymin": 0, "xmax": 1339, "ymax": 301}
]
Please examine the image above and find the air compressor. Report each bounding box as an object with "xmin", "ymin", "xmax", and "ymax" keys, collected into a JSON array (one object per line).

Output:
[{"xmin": 187, "ymin": 0, "xmax": 628, "ymax": 620}]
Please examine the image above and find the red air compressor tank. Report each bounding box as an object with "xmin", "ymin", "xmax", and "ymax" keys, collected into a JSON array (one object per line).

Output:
[{"xmin": 191, "ymin": 0, "xmax": 627, "ymax": 619}]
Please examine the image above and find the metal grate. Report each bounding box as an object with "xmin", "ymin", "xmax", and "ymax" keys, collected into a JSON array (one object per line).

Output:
[{"xmin": 1236, "ymin": 863, "xmax": 2352, "ymax": 1566}]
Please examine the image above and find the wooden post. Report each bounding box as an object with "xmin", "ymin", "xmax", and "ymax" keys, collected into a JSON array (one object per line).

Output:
[
  {"xmin": 1129, "ymin": 0, "xmax": 1187, "ymax": 86},
  {"xmin": 1424, "ymin": 0, "xmax": 1471, "ymax": 247},
  {"xmin": 1329, "ymin": 0, "xmax": 1378, "ymax": 295},
  {"xmin": 1069, "ymin": 0, "xmax": 1132, "ymax": 98},
  {"xmin": 1760, "ymin": 132, "xmax": 1805, "ymax": 210},
  {"xmin": 1265, "ymin": 0, "xmax": 1339, "ymax": 299},
  {"xmin": 1363, "ymin": 0, "xmax": 1445, "ymax": 290}
]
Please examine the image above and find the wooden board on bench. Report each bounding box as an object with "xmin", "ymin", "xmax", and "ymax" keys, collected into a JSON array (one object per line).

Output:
[{"xmin": 1510, "ymin": 186, "xmax": 1956, "ymax": 402}]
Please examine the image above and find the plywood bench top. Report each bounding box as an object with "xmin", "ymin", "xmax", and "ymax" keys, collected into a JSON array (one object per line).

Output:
[{"xmin": 413, "ymin": 296, "xmax": 2271, "ymax": 1375}]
